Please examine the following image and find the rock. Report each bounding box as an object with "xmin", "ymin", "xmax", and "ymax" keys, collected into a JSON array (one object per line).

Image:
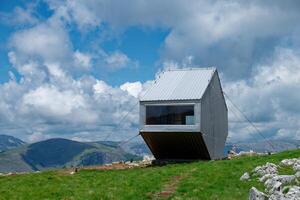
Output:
[
  {"xmin": 293, "ymin": 163, "xmax": 300, "ymax": 172},
  {"xmin": 249, "ymin": 159, "xmax": 300, "ymax": 200},
  {"xmin": 249, "ymin": 187, "xmax": 268, "ymax": 200},
  {"xmin": 265, "ymin": 175, "xmax": 296, "ymax": 193},
  {"xmin": 295, "ymin": 171, "xmax": 300, "ymax": 178},
  {"xmin": 270, "ymin": 186, "xmax": 300, "ymax": 200},
  {"xmin": 285, "ymin": 186, "xmax": 300, "ymax": 199},
  {"xmin": 274, "ymin": 175, "xmax": 296, "ymax": 185},
  {"xmin": 259, "ymin": 174, "xmax": 276, "ymax": 183},
  {"xmin": 240, "ymin": 172, "xmax": 250, "ymax": 181},
  {"xmin": 70, "ymin": 171, "xmax": 75, "ymax": 175},
  {"xmin": 280, "ymin": 158, "xmax": 299, "ymax": 166},
  {"xmin": 269, "ymin": 191, "xmax": 286, "ymax": 200},
  {"xmin": 253, "ymin": 162, "xmax": 278, "ymax": 176},
  {"xmin": 268, "ymin": 181, "xmax": 282, "ymax": 193}
]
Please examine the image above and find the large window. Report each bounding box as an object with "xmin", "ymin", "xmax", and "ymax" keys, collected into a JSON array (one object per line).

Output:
[{"xmin": 146, "ymin": 105, "xmax": 194, "ymax": 125}]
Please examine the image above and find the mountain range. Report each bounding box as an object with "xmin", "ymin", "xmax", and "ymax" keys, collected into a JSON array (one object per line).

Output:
[
  {"xmin": 1, "ymin": 135, "xmax": 300, "ymax": 173},
  {"xmin": 0, "ymin": 137, "xmax": 139, "ymax": 173}
]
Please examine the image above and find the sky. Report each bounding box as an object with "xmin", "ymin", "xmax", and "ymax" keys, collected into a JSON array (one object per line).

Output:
[{"xmin": 0, "ymin": 0, "xmax": 300, "ymax": 143}]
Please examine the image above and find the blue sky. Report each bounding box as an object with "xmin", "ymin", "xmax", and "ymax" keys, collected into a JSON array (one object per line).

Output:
[{"xmin": 1, "ymin": 0, "xmax": 300, "ymax": 143}]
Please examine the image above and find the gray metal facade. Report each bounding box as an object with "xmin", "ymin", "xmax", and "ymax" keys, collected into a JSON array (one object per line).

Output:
[
  {"xmin": 200, "ymin": 72, "xmax": 228, "ymax": 159},
  {"xmin": 139, "ymin": 68, "xmax": 228, "ymax": 160}
]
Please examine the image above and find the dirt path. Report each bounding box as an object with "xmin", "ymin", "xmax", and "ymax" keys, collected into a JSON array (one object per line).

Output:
[{"xmin": 151, "ymin": 168, "xmax": 196, "ymax": 199}]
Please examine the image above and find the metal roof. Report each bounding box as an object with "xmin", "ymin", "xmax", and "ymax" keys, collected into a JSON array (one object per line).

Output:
[{"xmin": 140, "ymin": 67, "xmax": 216, "ymax": 101}]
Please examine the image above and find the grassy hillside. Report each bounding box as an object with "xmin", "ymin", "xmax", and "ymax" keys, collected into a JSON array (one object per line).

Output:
[
  {"xmin": 23, "ymin": 138, "xmax": 94, "ymax": 169},
  {"xmin": 0, "ymin": 146, "xmax": 33, "ymax": 173},
  {"xmin": 1, "ymin": 149, "xmax": 300, "ymax": 199}
]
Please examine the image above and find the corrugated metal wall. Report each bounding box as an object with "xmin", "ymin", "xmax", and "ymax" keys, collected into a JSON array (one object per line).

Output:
[{"xmin": 200, "ymin": 71, "xmax": 228, "ymax": 159}]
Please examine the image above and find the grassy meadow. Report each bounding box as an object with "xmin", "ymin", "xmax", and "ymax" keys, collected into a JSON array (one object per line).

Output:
[{"xmin": 1, "ymin": 149, "xmax": 300, "ymax": 200}]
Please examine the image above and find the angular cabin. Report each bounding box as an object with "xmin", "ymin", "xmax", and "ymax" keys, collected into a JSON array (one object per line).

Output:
[{"xmin": 139, "ymin": 68, "xmax": 228, "ymax": 160}]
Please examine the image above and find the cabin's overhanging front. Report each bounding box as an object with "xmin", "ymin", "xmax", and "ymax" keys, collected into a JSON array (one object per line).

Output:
[{"xmin": 139, "ymin": 100, "xmax": 210, "ymax": 160}]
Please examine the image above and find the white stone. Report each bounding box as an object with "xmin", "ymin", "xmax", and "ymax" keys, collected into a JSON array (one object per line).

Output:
[
  {"xmin": 265, "ymin": 175, "xmax": 296, "ymax": 193},
  {"xmin": 274, "ymin": 175, "xmax": 296, "ymax": 185},
  {"xmin": 285, "ymin": 186, "xmax": 300, "ymax": 199},
  {"xmin": 280, "ymin": 158, "xmax": 298, "ymax": 167},
  {"xmin": 250, "ymin": 159, "xmax": 300, "ymax": 200},
  {"xmin": 249, "ymin": 187, "xmax": 268, "ymax": 200},
  {"xmin": 269, "ymin": 191, "xmax": 286, "ymax": 200},
  {"xmin": 240, "ymin": 172, "xmax": 250, "ymax": 181},
  {"xmin": 259, "ymin": 174, "xmax": 276, "ymax": 183},
  {"xmin": 143, "ymin": 155, "xmax": 155, "ymax": 162},
  {"xmin": 270, "ymin": 181, "xmax": 282, "ymax": 193},
  {"xmin": 253, "ymin": 162, "xmax": 278, "ymax": 176},
  {"xmin": 293, "ymin": 163, "xmax": 300, "ymax": 172},
  {"xmin": 295, "ymin": 171, "xmax": 300, "ymax": 178}
]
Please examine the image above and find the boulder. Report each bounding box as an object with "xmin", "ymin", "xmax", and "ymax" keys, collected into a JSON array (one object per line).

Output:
[
  {"xmin": 285, "ymin": 186, "xmax": 300, "ymax": 199},
  {"xmin": 269, "ymin": 186, "xmax": 300, "ymax": 200},
  {"xmin": 266, "ymin": 181, "xmax": 282, "ymax": 194},
  {"xmin": 293, "ymin": 163, "xmax": 300, "ymax": 172},
  {"xmin": 295, "ymin": 171, "xmax": 300, "ymax": 178},
  {"xmin": 268, "ymin": 191, "xmax": 286, "ymax": 200},
  {"xmin": 280, "ymin": 158, "xmax": 300, "ymax": 167},
  {"xmin": 249, "ymin": 187, "xmax": 268, "ymax": 200},
  {"xmin": 240, "ymin": 172, "xmax": 250, "ymax": 181},
  {"xmin": 265, "ymin": 175, "xmax": 296, "ymax": 193},
  {"xmin": 259, "ymin": 174, "xmax": 276, "ymax": 183},
  {"xmin": 253, "ymin": 162, "xmax": 278, "ymax": 176}
]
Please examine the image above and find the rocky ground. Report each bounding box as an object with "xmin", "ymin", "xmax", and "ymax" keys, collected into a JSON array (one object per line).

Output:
[{"xmin": 241, "ymin": 158, "xmax": 300, "ymax": 199}]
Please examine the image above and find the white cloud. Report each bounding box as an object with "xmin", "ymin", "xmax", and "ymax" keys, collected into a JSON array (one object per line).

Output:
[
  {"xmin": 74, "ymin": 51, "xmax": 92, "ymax": 69},
  {"xmin": 120, "ymin": 82, "xmax": 142, "ymax": 98},
  {"xmin": 0, "ymin": 8, "xmax": 144, "ymax": 142},
  {"xmin": 0, "ymin": 5, "xmax": 39, "ymax": 26},
  {"xmin": 0, "ymin": 72, "xmax": 142, "ymax": 142},
  {"xmin": 105, "ymin": 51, "xmax": 130, "ymax": 69},
  {"xmin": 46, "ymin": 0, "xmax": 300, "ymax": 79},
  {"xmin": 224, "ymin": 48, "xmax": 300, "ymax": 141},
  {"xmin": 28, "ymin": 132, "xmax": 49, "ymax": 143},
  {"xmin": 22, "ymin": 85, "xmax": 87, "ymax": 118},
  {"xmin": 9, "ymin": 18, "xmax": 71, "ymax": 64},
  {"xmin": 45, "ymin": 63, "xmax": 66, "ymax": 78},
  {"xmin": 93, "ymin": 80, "xmax": 111, "ymax": 94}
]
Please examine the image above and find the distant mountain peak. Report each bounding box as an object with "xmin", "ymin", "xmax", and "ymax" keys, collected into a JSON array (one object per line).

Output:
[{"xmin": 0, "ymin": 135, "xmax": 25, "ymax": 152}]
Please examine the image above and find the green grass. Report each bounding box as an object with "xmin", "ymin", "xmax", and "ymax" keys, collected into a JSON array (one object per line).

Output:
[{"xmin": 1, "ymin": 149, "xmax": 300, "ymax": 200}]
